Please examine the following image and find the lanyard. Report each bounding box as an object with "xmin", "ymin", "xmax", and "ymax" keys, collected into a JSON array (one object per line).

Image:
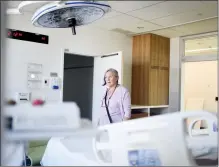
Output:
[
  {"xmin": 104, "ymin": 85, "xmax": 117, "ymax": 123},
  {"xmin": 105, "ymin": 85, "xmax": 117, "ymax": 106}
]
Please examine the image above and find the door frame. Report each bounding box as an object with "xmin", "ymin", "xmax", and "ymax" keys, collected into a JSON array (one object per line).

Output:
[{"xmin": 179, "ymin": 31, "xmax": 218, "ymax": 111}]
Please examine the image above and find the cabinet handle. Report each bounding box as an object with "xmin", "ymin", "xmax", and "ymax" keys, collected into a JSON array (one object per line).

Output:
[{"xmin": 215, "ymin": 97, "xmax": 218, "ymax": 101}]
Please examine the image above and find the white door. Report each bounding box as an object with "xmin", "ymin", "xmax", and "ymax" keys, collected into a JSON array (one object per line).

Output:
[{"xmin": 92, "ymin": 51, "xmax": 123, "ymax": 125}]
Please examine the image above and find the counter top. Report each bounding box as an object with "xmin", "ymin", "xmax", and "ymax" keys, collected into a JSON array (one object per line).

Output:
[{"xmin": 131, "ymin": 105, "xmax": 169, "ymax": 109}]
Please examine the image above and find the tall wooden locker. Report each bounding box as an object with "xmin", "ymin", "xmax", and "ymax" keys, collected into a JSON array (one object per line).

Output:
[{"xmin": 131, "ymin": 33, "xmax": 170, "ymax": 106}]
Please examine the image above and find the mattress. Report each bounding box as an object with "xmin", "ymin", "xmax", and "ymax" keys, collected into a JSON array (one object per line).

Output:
[
  {"xmin": 41, "ymin": 119, "xmax": 101, "ymax": 166},
  {"xmin": 41, "ymin": 136, "xmax": 100, "ymax": 166}
]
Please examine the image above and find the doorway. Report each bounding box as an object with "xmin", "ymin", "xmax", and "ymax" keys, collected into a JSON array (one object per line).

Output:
[
  {"xmin": 180, "ymin": 33, "xmax": 218, "ymax": 128},
  {"xmin": 63, "ymin": 53, "xmax": 94, "ymax": 120},
  {"xmin": 181, "ymin": 33, "xmax": 218, "ymax": 112}
]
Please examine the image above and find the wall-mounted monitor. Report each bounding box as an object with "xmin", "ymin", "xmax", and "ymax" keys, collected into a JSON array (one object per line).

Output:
[{"xmin": 6, "ymin": 28, "xmax": 49, "ymax": 44}]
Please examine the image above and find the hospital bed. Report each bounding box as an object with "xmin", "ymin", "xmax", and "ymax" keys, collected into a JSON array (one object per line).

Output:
[{"xmin": 41, "ymin": 112, "xmax": 218, "ymax": 166}]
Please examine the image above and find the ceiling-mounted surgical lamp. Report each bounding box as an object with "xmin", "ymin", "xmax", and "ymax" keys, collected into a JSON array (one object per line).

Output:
[{"xmin": 31, "ymin": 1, "xmax": 111, "ymax": 35}]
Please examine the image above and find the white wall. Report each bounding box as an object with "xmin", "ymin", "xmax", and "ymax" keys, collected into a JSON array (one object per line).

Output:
[
  {"xmin": 4, "ymin": 13, "xmax": 132, "ymax": 120},
  {"xmin": 169, "ymin": 37, "xmax": 181, "ymax": 113},
  {"xmin": 183, "ymin": 61, "xmax": 217, "ymax": 112}
]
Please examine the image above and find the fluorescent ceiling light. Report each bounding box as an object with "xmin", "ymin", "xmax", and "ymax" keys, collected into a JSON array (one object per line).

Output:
[
  {"xmin": 185, "ymin": 47, "xmax": 217, "ymax": 53},
  {"xmin": 6, "ymin": 8, "xmax": 21, "ymax": 15}
]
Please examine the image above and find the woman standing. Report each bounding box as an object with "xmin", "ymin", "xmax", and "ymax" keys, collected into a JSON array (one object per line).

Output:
[{"xmin": 97, "ymin": 68, "xmax": 131, "ymax": 126}]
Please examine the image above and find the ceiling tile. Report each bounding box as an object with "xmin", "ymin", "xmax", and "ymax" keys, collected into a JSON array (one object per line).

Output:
[
  {"xmin": 127, "ymin": 1, "xmax": 207, "ymax": 21},
  {"xmin": 171, "ymin": 18, "xmax": 218, "ymax": 36},
  {"xmin": 127, "ymin": 21, "xmax": 163, "ymax": 33},
  {"xmin": 149, "ymin": 5, "xmax": 217, "ymax": 27},
  {"xmin": 91, "ymin": 14, "xmax": 162, "ymax": 33},
  {"xmin": 102, "ymin": 10, "xmax": 123, "ymax": 19},
  {"xmin": 108, "ymin": 1, "xmax": 164, "ymax": 13},
  {"xmin": 149, "ymin": 29, "xmax": 185, "ymax": 38}
]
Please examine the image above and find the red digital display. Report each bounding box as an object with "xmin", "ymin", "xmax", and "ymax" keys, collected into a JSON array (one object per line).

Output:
[
  {"xmin": 6, "ymin": 28, "xmax": 49, "ymax": 44},
  {"xmin": 7, "ymin": 31, "xmax": 11, "ymax": 36}
]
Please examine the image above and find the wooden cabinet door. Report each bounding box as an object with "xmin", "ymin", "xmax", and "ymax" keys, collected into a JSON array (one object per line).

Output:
[
  {"xmin": 149, "ymin": 66, "xmax": 159, "ymax": 105},
  {"xmin": 159, "ymin": 37, "xmax": 169, "ymax": 68},
  {"xmin": 132, "ymin": 36, "xmax": 142, "ymax": 105},
  {"xmin": 132, "ymin": 33, "xmax": 170, "ymax": 106},
  {"xmin": 158, "ymin": 68, "xmax": 169, "ymax": 105},
  {"xmin": 132, "ymin": 35, "xmax": 150, "ymax": 105},
  {"xmin": 150, "ymin": 34, "xmax": 160, "ymax": 67}
]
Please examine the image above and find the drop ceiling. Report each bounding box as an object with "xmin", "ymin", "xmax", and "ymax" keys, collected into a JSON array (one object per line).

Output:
[{"xmin": 6, "ymin": 1, "xmax": 218, "ymax": 38}]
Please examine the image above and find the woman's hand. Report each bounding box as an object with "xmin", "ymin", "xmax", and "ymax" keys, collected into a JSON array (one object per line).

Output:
[{"xmin": 122, "ymin": 90, "xmax": 131, "ymax": 121}]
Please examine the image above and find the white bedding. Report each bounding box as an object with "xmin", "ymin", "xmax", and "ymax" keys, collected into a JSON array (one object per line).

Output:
[
  {"xmin": 41, "ymin": 119, "xmax": 101, "ymax": 166},
  {"xmin": 41, "ymin": 136, "xmax": 100, "ymax": 166}
]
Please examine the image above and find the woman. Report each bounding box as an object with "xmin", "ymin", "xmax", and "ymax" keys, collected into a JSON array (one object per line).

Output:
[{"xmin": 97, "ymin": 68, "xmax": 131, "ymax": 126}]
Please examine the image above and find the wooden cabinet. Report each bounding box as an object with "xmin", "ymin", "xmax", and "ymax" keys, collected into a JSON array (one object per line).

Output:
[
  {"xmin": 131, "ymin": 33, "xmax": 170, "ymax": 106},
  {"xmin": 131, "ymin": 113, "xmax": 148, "ymax": 119}
]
